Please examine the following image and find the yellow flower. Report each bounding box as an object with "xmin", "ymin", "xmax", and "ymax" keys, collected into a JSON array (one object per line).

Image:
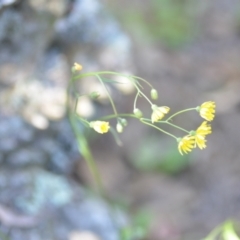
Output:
[
  {"xmin": 73, "ymin": 63, "xmax": 82, "ymax": 71},
  {"xmin": 196, "ymin": 121, "xmax": 212, "ymax": 136},
  {"xmin": 198, "ymin": 101, "xmax": 216, "ymax": 121},
  {"xmin": 190, "ymin": 121, "xmax": 211, "ymax": 149},
  {"xmin": 151, "ymin": 105, "xmax": 170, "ymax": 123},
  {"xmin": 177, "ymin": 135, "xmax": 195, "ymax": 155},
  {"xmin": 90, "ymin": 121, "xmax": 110, "ymax": 134},
  {"xmin": 194, "ymin": 134, "xmax": 207, "ymax": 150}
]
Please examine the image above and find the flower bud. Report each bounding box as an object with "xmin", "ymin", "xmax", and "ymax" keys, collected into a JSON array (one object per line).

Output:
[
  {"xmin": 89, "ymin": 91, "xmax": 100, "ymax": 100},
  {"xmin": 71, "ymin": 63, "xmax": 83, "ymax": 73},
  {"xmin": 133, "ymin": 108, "xmax": 143, "ymax": 118},
  {"xmin": 116, "ymin": 122, "xmax": 124, "ymax": 133},
  {"xmin": 151, "ymin": 89, "xmax": 158, "ymax": 100},
  {"xmin": 119, "ymin": 118, "xmax": 127, "ymax": 127}
]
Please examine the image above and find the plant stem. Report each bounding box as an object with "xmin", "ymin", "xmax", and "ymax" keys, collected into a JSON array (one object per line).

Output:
[
  {"xmin": 166, "ymin": 108, "xmax": 197, "ymax": 121},
  {"xmin": 100, "ymin": 113, "xmax": 138, "ymax": 120},
  {"xmin": 95, "ymin": 74, "xmax": 118, "ymax": 116},
  {"xmin": 162, "ymin": 121, "xmax": 189, "ymax": 133},
  {"xmin": 67, "ymin": 75, "xmax": 105, "ymax": 198},
  {"xmin": 140, "ymin": 119, "xmax": 177, "ymax": 140}
]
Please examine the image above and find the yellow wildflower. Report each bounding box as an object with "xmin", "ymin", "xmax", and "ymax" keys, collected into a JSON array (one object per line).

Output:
[
  {"xmin": 151, "ymin": 105, "xmax": 170, "ymax": 123},
  {"xmin": 196, "ymin": 121, "xmax": 212, "ymax": 136},
  {"xmin": 194, "ymin": 134, "xmax": 207, "ymax": 150},
  {"xmin": 177, "ymin": 135, "xmax": 195, "ymax": 155},
  {"xmin": 73, "ymin": 63, "xmax": 82, "ymax": 71},
  {"xmin": 190, "ymin": 121, "xmax": 211, "ymax": 149},
  {"xmin": 198, "ymin": 101, "xmax": 216, "ymax": 121},
  {"xmin": 90, "ymin": 121, "xmax": 110, "ymax": 134}
]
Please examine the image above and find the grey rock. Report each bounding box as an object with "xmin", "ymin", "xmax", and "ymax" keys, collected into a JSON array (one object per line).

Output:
[
  {"xmin": 0, "ymin": 168, "xmax": 128, "ymax": 240},
  {"xmin": 7, "ymin": 148, "xmax": 46, "ymax": 167}
]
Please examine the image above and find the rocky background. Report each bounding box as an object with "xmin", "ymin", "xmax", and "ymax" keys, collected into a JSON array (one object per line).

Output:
[
  {"xmin": 2, "ymin": 0, "xmax": 240, "ymax": 240},
  {"xmin": 0, "ymin": 0, "xmax": 133, "ymax": 239}
]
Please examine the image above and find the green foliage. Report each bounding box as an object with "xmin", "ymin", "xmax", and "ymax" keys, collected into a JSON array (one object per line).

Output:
[
  {"xmin": 131, "ymin": 135, "xmax": 190, "ymax": 174},
  {"xmin": 114, "ymin": 0, "xmax": 199, "ymax": 48},
  {"xmin": 120, "ymin": 210, "xmax": 152, "ymax": 240},
  {"xmin": 203, "ymin": 220, "xmax": 240, "ymax": 240}
]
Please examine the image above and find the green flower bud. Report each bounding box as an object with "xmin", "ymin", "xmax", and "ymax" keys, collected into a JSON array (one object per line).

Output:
[
  {"xmin": 89, "ymin": 91, "xmax": 100, "ymax": 100},
  {"xmin": 151, "ymin": 89, "xmax": 158, "ymax": 100},
  {"xmin": 119, "ymin": 118, "xmax": 128, "ymax": 127},
  {"xmin": 133, "ymin": 108, "xmax": 143, "ymax": 118},
  {"xmin": 116, "ymin": 122, "xmax": 123, "ymax": 133}
]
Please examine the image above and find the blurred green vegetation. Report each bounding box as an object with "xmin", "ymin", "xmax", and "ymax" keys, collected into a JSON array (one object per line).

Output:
[
  {"xmin": 110, "ymin": 0, "xmax": 199, "ymax": 48},
  {"xmin": 131, "ymin": 135, "xmax": 190, "ymax": 174},
  {"xmin": 120, "ymin": 210, "xmax": 152, "ymax": 240},
  {"xmin": 203, "ymin": 220, "xmax": 240, "ymax": 240}
]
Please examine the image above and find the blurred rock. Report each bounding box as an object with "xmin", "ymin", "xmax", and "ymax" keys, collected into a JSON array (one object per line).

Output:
[
  {"xmin": 0, "ymin": 168, "xmax": 127, "ymax": 240},
  {"xmin": 69, "ymin": 231, "xmax": 100, "ymax": 240},
  {"xmin": 28, "ymin": 0, "xmax": 68, "ymax": 17},
  {"xmin": 0, "ymin": 0, "xmax": 18, "ymax": 10},
  {"xmin": 0, "ymin": 0, "xmax": 133, "ymax": 239}
]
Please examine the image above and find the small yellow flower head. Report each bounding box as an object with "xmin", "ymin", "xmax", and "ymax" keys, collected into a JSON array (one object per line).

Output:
[
  {"xmin": 89, "ymin": 121, "xmax": 110, "ymax": 134},
  {"xmin": 196, "ymin": 121, "xmax": 212, "ymax": 136},
  {"xmin": 190, "ymin": 121, "xmax": 211, "ymax": 149},
  {"xmin": 194, "ymin": 134, "xmax": 207, "ymax": 150},
  {"xmin": 151, "ymin": 105, "xmax": 170, "ymax": 123},
  {"xmin": 177, "ymin": 135, "xmax": 195, "ymax": 155},
  {"xmin": 197, "ymin": 101, "xmax": 216, "ymax": 121},
  {"xmin": 72, "ymin": 63, "xmax": 83, "ymax": 73}
]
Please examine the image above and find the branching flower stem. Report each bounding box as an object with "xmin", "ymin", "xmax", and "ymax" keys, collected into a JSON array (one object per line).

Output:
[
  {"xmin": 161, "ymin": 121, "xmax": 190, "ymax": 134},
  {"xmin": 140, "ymin": 118, "xmax": 177, "ymax": 140},
  {"xmin": 95, "ymin": 74, "xmax": 118, "ymax": 116},
  {"xmin": 67, "ymin": 76, "xmax": 105, "ymax": 198},
  {"xmin": 73, "ymin": 71, "xmax": 153, "ymax": 88},
  {"xmin": 166, "ymin": 108, "xmax": 197, "ymax": 121}
]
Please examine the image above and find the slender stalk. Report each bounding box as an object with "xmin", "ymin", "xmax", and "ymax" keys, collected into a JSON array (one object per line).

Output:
[
  {"xmin": 162, "ymin": 121, "xmax": 190, "ymax": 133},
  {"xmin": 133, "ymin": 81, "xmax": 153, "ymax": 106},
  {"xmin": 95, "ymin": 74, "xmax": 118, "ymax": 116},
  {"xmin": 140, "ymin": 119, "xmax": 177, "ymax": 140},
  {"xmin": 69, "ymin": 114, "xmax": 104, "ymax": 195},
  {"xmin": 166, "ymin": 108, "xmax": 197, "ymax": 121},
  {"xmin": 100, "ymin": 113, "xmax": 137, "ymax": 120},
  {"xmin": 133, "ymin": 92, "xmax": 140, "ymax": 109},
  {"xmin": 67, "ymin": 75, "xmax": 105, "ymax": 197},
  {"xmin": 73, "ymin": 71, "xmax": 152, "ymax": 89}
]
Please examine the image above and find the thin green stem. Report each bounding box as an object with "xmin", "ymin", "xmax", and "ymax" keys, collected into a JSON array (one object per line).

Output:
[
  {"xmin": 132, "ymin": 81, "xmax": 153, "ymax": 106},
  {"xmin": 95, "ymin": 74, "xmax": 118, "ymax": 116},
  {"xmin": 74, "ymin": 115, "xmax": 90, "ymax": 126},
  {"xmin": 100, "ymin": 113, "xmax": 138, "ymax": 120},
  {"xmin": 133, "ymin": 92, "xmax": 140, "ymax": 109},
  {"xmin": 166, "ymin": 108, "xmax": 197, "ymax": 121},
  {"xmin": 140, "ymin": 119, "xmax": 177, "ymax": 140},
  {"xmin": 67, "ymin": 75, "xmax": 105, "ymax": 198},
  {"xmin": 162, "ymin": 121, "xmax": 190, "ymax": 134},
  {"xmin": 73, "ymin": 71, "xmax": 152, "ymax": 89},
  {"xmin": 130, "ymin": 75, "xmax": 153, "ymax": 88}
]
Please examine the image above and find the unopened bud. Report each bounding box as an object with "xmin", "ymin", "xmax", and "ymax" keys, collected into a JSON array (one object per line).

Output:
[
  {"xmin": 116, "ymin": 122, "xmax": 124, "ymax": 133},
  {"xmin": 89, "ymin": 91, "xmax": 100, "ymax": 100},
  {"xmin": 119, "ymin": 118, "xmax": 127, "ymax": 127},
  {"xmin": 133, "ymin": 108, "xmax": 143, "ymax": 118},
  {"xmin": 151, "ymin": 89, "xmax": 158, "ymax": 100}
]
